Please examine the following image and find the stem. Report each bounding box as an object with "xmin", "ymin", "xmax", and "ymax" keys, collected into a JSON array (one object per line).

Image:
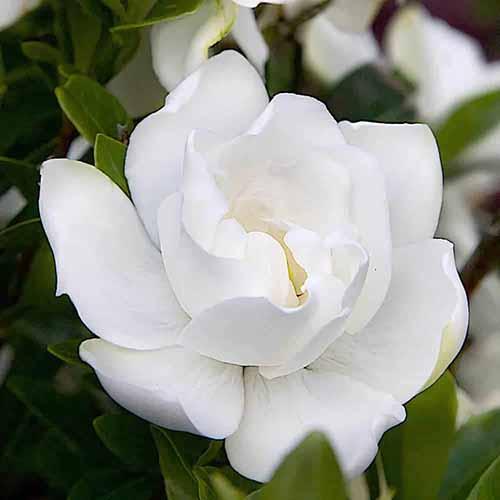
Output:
[{"xmin": 460, "ymin": 215, "xmax": 500, "ymax": 298}]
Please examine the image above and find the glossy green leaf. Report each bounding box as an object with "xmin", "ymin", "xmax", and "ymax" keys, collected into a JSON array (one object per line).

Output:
[
  {"xmin": 35, "ymin": 429, "xmax": 81, "ymax": 490},
  {"xmin": 258, "ymin": 432, "xmax": 347, "ymax": 500},
  {"xmin": 467, "ymin": 455, "xmax": 500, "ymax": 500},
  {"xmin": 68, "ymin": 469, "xmax": 154, "ymax": 500},
  {"xmin": 266, "ymin": 38, "xmax": 298, "ymax": 97},
  {"xmin": 381, "ymin": 372, "xmax": 457, "ymax": 500},
  {"xmin": 326, "ymin": 64, "xmax": 416, "ymax": 123},
  {"xmin": 151, "ymin": 426, "xmax": 199, "ymax": 500},
  {"xmin": 67, "ymin": 1, "xmax": 102, "ymax": 74},
  {"xmin": 55, "ymin": 75, "xmax": 132, "ymax": 144},
  {"xmin": 47, "ymin": 338, "xmax": 89, "ymax": 370},
  {"xmin": 435, "ymin": 89, "xmax": 500, "ymax": 165},
  {"xmin": 94, "ymin": 133, "xmax": 129, "ymax": 195},
  {"xmin": 6, "ymin": 376, "xmax": 108, "ymax": 460},
  {"xmin": 21, "ymin": 41, "xmax": 62, "ymax": 66},
  {"xmin": 210, "ymin": 471, "xmax": 245, "ymax": 500},
  {"xmin": 194, "ymin": 466, "xmax": 218, "ymax": 500},
  {"xmin": 93, "ymin": 414, "xmax": 158, "ymax": 469},
  {"xmin": 112, "ymin": 0, "xmax": 204, "ymax": 30},
  {"xmin": 197, "ymin": 440, "xmax": 223, "ymax": 466},
  {"xmin": 439, "ymin": 409, "xmax": 500, "ymax": 500}
]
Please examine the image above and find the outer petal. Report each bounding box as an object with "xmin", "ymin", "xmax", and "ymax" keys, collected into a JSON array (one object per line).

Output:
[
  {"xmin": 340, "ymin": 121, "xmax": 443, "ymax": 246},
  {"xmin": 107, "ymin": 31, "xmax": 166, "ymax": 118},
  {"xmin": 302, "ymin": 16, "xmax": 379, "ymax": 86},
  {"xmin": 231, "ymin": 7, "xmax": 269, "ymax": 75},
  {"xmin": 317, "ymin": 239, "xmax": 468, "ymax": 403},
  {"xmin": 125, "ymin": 50, "xmax": 269, "ymax": 246},
  {"xmin": 80, "ymin": 339, "xmax": 244, "ymax": 439},
  {"xmin": 39, "ymin": 159, "xmax": 189, "ymax": 350},
  {"xmin": 151, "ymin": 0, "xmax": 237, "ymax": 91},
  {"xmin": 225, "ymin": 367, "xmax": 405, "ymax": 482}
]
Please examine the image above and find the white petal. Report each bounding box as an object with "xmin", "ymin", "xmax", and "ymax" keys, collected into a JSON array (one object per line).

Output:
[
  {"xmin": 0, "ymin": 187, "xmax": 26, "ymax": 228},
  {"xmin": 0, "ymin": 0, "xmax": 41, "ymax": 30},
  {"xmin": 151, "ymin": 0, "xmax": 237, "ymax": 92},
  {"xmin": 245, "ymin": 93, "xmax": 346, "ymax": 158},
  {"xmin": 39, "ymin": 159, "xmax": 188, "ymax": 350},
  {"xmin": 302, "ymin": 16, "xmax": 379, "ymax": 86},
  {"xmin": 80, "ymin": 339, "xmax": 244, "ymax": 438},
  {"xmin": 231, "ymin": 7, "xmax": 269, "ymax": 75},
  {"xmin": 107, "ymin": 31, "xmax": 166, "ymax": 118},
  {"xmin": 323, "ymin": 0, "xmax": 385, "ymax": 32},
  {"xmin": 259, "ymin": 227, "xmax": 368, "ymax": 379},
  {"xmin": 317, "ymin": 239, "xmax": 468, "ymax": 403},
  {"xmin": 67, "ymin": 136, "xmax": 91, "ymax": 160},
  {"xmin": 125, "ymin": 50, "xmax": 269, "ymax": 246},
  {"xmin": 332, "ymin": 145, "xmax": 392, "ymax": 334},
  {"xmin": 385, "ymin": 5, "xmax": 485, "ymax": 121},
  {"xmin": 340, "ymin": 121, "xmax": 443, "ymax": 246},
  {"xmin": 233, "ymin": 0, "xmax": 287, "ymax": 8},
  {"xmin": 225, "ymin": 367, "xmax": 405, "ymax": 482},
  {"xmin": 159, "ymin": 193, "xmax": 294, "ymax": 319}
]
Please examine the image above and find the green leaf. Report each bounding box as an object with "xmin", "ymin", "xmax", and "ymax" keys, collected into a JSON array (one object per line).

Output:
[
  {"xmin": 151, "ymin": 426, "xmax": 199, "ymax": 500},
  {"xmin": 6, "ymin": 375, "xmax": 109, "ymax": 460},
  {"xmin": 21, "ymin": 41, "xmax": 62, "ymax": 66},
  {"xmin": 35, "ymin": 429, "xmax": 82, "ymax": 490},
  {"xmin": 194, "ymin": 466, "xmax": 218, "ymax": 500},
  {"xmin": 435, "ymin": 89, "xmax": 500, "ymax": 165},
  {"xmin": 265, "ymin": 38, "xmax": 298, "ymax": 97},
  {"xmin": 381, "ymin": 372, "xmax": 457, "ymax": 500},
  {"xmin": 48, "ymin": 338, "xmax": 90, "ymax": 370},
  {"xmin": 209, "ymin": 471, "xmax": 245, "ymax": 500},
  {"xmin": 67, "ymin": 1, "xmax": 102, "ymax": 74},
  {"xmin": 326, "ymin": 64, "xmax": 416, "ymax": 123},
  {"xmin": 55, "ymin": 75, "xmax": 132, "ymax": 144},
  {"xmin": 94, "ymin": 133, "xmax": 130, "ymax": 195},
  {"xmin": 259, "ymin": 432, "xmax": 347, "ymax": 500},
  {"xmin": 439, "ymin": 409, "xmax": 500, "ymax": 500},
  {"xmin": 197, "ymin": 439, "xmax": 223, "ymax": 466},
  {"xmin": 68, "ymin": 469, "xmax": 155, "ymax": 500},
  {"xmin": 93, "ymin": 414, "xmax": 158, "ymax": 469},
  {"xmin": 467, "ymin": 455, "xmax": 500, "ymax": 500},
  {"xmin": 112, "ymin": 0, "xmax": 204, "ymax": 30}
]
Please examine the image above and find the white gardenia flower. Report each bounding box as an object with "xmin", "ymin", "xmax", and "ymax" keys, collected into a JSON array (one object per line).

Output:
[
  {"xmin": 292, "ymin": 0, "xmax": 385, "ymax": 86},
  {"xmin": 39, "ymin": 51, "xmax": 468, "ymax": 482},
  {"xmin": 386, "ymin": 4, "xmax": 500, "ymax": 164},
  {"xmin": 150, "ymin": 0, "xmax": 275, "ymax": 91},
  {"xmin": 0, "ymin": 0, "xmax": 40, "ymax": 30}
]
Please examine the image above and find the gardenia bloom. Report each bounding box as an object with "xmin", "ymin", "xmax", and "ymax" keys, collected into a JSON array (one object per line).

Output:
[
  {"xmin": 0, "ymin": 0, "xmax": 40, "ymax": 30},
  {"xmin": 151, "ymin": 0, "xmax": 274, "ymax": 91},
  {"xmin": 285, "ymin": 0, "xmax": 385, "ymax": 85},
  {"xmin": 39, "ymin": 51, "xmax": 468, "ymax": 481},
  {"xmin": 386, "ymin": 4, "xmax": 500, "ymax": 164}
]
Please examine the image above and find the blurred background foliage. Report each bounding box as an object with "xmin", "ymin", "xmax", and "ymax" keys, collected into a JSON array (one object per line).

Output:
[{"xmin": 1, "ymin": 0, "xmax": 500, "ymax": 499}]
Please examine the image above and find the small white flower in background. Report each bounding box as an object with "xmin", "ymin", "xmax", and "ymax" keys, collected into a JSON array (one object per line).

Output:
[
  {"xmin": 287, "ymin": 0, "xmax": 386, "ymax": 86},
  {"xmin": 39, "ymin": 51, "xmax": 468, "ymax": 482},
  {"xmin": 0, "ymin": 187, "xmax": 26, "ymax": 229},
  {"xmin": 0, "ymin": 0, "xmax": 40, "ymax": 30},
  {"xmin": 438, "ymin": 172, "xmax": 500, "ymax": 410},
  {"xmin": 151, "ymin": 0, "xmax": 277, "ymax": 91},
  {"xmin": 386, "ymin": 4, "xmax": 500, "ymax": 164}
]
